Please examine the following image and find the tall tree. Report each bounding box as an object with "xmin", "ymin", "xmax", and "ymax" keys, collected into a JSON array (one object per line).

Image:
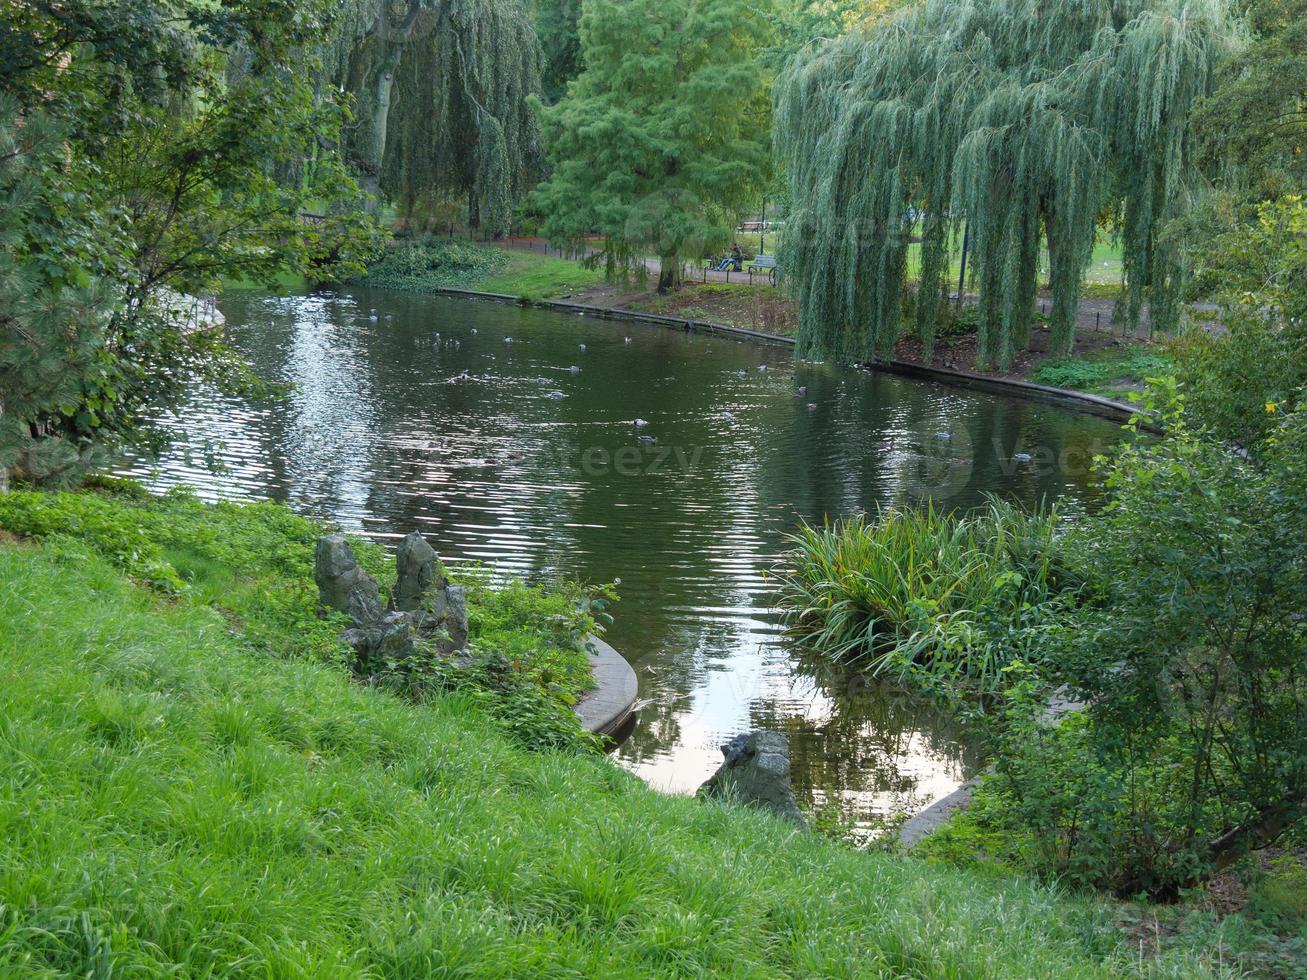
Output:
[
  {"xmin": 531, "ymin": 0, "xmax": 775, "ymax": 291},
  {"xmin": 1193, "ymin": 0, "xmax": 1307, "ymax": 196},
  {"xmin": 775, "ymin": 0, "xmax": 1237, "ymax": 368},
  {"xmin": 534, "ymin": 0, "xmax": 583, "ymax": 102},
  {"xmin": 326, "ymin": 0, "xmax": 545, "ymax": 230}
]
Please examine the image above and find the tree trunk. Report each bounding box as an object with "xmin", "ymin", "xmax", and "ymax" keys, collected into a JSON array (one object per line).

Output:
[
  {"xmin": 357, "ymin": 0, "xmax": 423, "ymax": 216},
  {"xmin": 658, "ymin": 255, "xmax": 680, "ymax": 293},
  {"xmin": 360, "ymin": 64, "xmax": 397, "ymax": 215},
  {"xmin": 1208, "ymin": 793, "xmax": 1307, "ymax": 874}
]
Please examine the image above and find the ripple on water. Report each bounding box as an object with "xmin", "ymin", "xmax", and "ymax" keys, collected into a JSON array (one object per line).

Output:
[{"xmin": 117, "ymin": 288, "xmax": 1123, "ymax": 823}]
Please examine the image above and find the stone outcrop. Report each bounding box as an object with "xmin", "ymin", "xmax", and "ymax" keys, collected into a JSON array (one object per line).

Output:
[
  {"xmin": 697, "ymin": 731, "xmax": 808, "ymax": 826},
  {"xmin": 391, "ymin": 532, "xmax": 442, "ymax": 612},
  {"xmin": 315, "ymin": 535, "xmax": 383, "ymax": 623},
  {"xmin": 315, "ymin": 531, "xmax": 470, "ymax": 673}
]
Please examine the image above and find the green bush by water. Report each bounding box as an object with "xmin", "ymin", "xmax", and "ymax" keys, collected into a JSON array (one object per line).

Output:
[
  {"xmin": 1029, "ymin": 349, "xmax": 1173, "ymax": 393},
  {"xmin": 360, "ymin": 240, "xmax": 511, "ymax": 292},
  {"xmin": 774, "ymin": 498, "xmax": 1078, "ymax": 692}
]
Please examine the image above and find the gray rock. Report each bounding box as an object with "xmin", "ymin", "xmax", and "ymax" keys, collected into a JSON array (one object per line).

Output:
[
  {"xmin": 315, "ymin": 535, "xmax": 382, "ymax": 624},
  {"xmin": 342, "ymin": 611, "xmax": 417, "ymax": 673},
  {"xmin": 392, "ymin": 531, "xmax": 442, "ymax": 612},
  {"xmin": 318, "ymin": 532, "xmax": 471, "ymax": 674},
  {"xmin": 697, "ymin": 731, "xmax": 807, "ymax": 826},
  {"xmin": 442, "ymin": 585, "xmax": 469, "ymax": 651}
]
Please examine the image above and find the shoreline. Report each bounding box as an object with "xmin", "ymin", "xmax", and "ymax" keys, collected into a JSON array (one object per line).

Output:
[
  {"xmin": 574, "ymin": 634, "xmax": 639, "ymax": 740},
  {"xmin": 427, "ymin": 286, "xmax": 1156, "ymax": 428}
]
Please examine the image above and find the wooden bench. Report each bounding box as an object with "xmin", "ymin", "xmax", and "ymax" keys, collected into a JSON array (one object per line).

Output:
[{"xmin": 748, "ymin": 254, "xmax": 777, "ymax": 285}]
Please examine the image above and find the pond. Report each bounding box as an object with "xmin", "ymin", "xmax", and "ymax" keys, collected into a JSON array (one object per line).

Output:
[{"xmin": 119, "ymin": 288, "xmax": 1126, "ymax": 828}]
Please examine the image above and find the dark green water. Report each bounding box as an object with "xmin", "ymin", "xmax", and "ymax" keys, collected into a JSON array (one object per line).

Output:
[{"xmin": 121, "ymin": 288, "xmax": 1124, "ymax": 826}]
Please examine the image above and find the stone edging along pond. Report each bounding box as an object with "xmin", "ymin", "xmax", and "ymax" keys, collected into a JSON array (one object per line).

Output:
[
  {"xmin": 574, "ymin": 635, "xmax": 639, "ymax": 739},
  {"xmin": 430, "ymin": 286, "xmax": 1156, "ymax": 428}
]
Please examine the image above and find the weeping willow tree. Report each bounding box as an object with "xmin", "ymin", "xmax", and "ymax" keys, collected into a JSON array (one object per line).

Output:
[
  {"xmin": 324, "ymin": 0, "xmax": 545, "ymax": 231},
  {"xmin": 775, "ymin": 0, "xmax": 1239, "ymax": 368}
]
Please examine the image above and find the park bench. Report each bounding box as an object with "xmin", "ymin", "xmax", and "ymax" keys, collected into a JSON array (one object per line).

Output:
[{"xmin": 748, "ymin": 254, "xmax": 777, "ymax": 285}]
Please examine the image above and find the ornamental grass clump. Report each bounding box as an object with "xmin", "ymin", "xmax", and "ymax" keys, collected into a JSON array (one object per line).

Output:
[{"xmin": 775, "ymin": 497, "xmax": 1077, "ymax": 691}]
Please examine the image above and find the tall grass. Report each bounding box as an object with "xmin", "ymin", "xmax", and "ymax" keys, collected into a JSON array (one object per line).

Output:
[
  {"xmin": 0, "ymin": 484, "xmax": 599, "ymax": 750},
  {"xmin": 0, "ymin": 540, "xmax": 1228, "ymax": 976},
  {"xmin": 775, "ymin": 498, "xmax": 1078, "ymax": 691}
]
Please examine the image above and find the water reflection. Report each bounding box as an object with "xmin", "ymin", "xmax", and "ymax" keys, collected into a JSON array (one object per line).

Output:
[{"xmin": 119, "ymin": 288, "xmax": 1123, "ymax": 821}]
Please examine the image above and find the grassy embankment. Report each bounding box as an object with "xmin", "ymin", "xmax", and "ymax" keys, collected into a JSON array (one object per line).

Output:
[
  {"xmin": 361, "ymin": 238, "xmax": 605, "ymax": 303},
  {"xmin": 0, "ymin": 485, "xmax": 1234, "ymax": 976},
  {"xmin": 1028, "ymin": 346, "xmax": 1176, "ymax": 398}
]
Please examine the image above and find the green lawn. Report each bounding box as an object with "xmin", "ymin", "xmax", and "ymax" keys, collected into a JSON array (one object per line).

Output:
[
  {"xmin": 903, "ymin": 235, "xmax": 1125, "ymax": 289},
  {"xmin": 0, "ymin": 493, "xmax": 1234, "ymax": 976},
  {"xmin": 476, "ymin": 249, "xmax": 607, "ymax": 301},
  {"xmin": 220, "ymin": 270, "xmax": 311, "ymax": 291}
]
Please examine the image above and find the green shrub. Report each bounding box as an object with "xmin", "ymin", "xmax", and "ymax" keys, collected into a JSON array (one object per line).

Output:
[
  {"xmin": 1030, "ymin": 351, "xmax": 1172, "ymax": 391},
  {"xmin": 774, "ymin": 497, "xmax": 1077, "ymax": 693},
  {"xmin": 968, "ymin": 389, "xmax": 1307, "ymax": 898},
  {"xmin": 360, "ymin": 239, "xmax": 510, "ymax": 292},
  {"xmin": 1172, "ymin": 197, "xmax": 1307, "ymax": 450}
]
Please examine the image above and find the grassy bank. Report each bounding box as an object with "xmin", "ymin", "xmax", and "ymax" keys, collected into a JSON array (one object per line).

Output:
[
  {"xmin": 0, "ymin": 485, "xmax": 600, "ymax": 751},
  {"xmin": 0, "ymin": 490, "xmax": 1236, "ymax": 975},
  {"xmin": 360, "ymin": 239, "xmax": 604, "ymax": 302},
  {"xmin": 477, "ymin": 248, "xmax": 607, "ymax": 301},
  {"xmin": 1028, "ymin": 346, "xmax": 1175, "ymax": 398}
]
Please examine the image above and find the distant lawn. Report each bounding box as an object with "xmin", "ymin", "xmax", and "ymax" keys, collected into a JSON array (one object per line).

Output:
[
  {"xmin": 220, "ymin": 270, "xmax": 310, "ymax": 291},
  {"xmin": 903, "ymin": 235, "xmax": 1124, "ymax": 289},
  {"xmin": 476, "ymin": 249, "xmax": 607, "ymax": 301}
]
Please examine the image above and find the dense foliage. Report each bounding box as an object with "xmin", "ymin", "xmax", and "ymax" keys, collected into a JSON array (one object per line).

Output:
[
  {"xmin": 1174, "ymin": 195, "xmax": 1307, "ymax": 450},
  {"xmin": 324, "ymin": 0, "xmax": 545, "ymax": 230},
  {"xmin": 531, "ymin": 0, "xmax": 775, "ymax": 290},
  {"xmin": 775, "ymin": 0, "xmax": 1236, "ymax": 367},
  {"xmin": 534, "ymin": 0, "xmax": 584, "ymax": 102},
  {"xmin": 1192, "ymin": 0, "xmax": 1307, "ymax": 197},
  {"xmin": 0, "ymin": 0, "xmax": 371, "ymax": 488},
  {"xmin": 974, "ymin": 388, "xmax": 1307, "ymax": 898},
  {"xmin": 361, "ymin": 239, "xmax": 511, "ymax": 292},
  {"xmin": 906, "ymin": 199, "xmax": 1307, "ymax": 896},
  {"xmin": 776, "ymin": 499, "xmax": 1077, "ymax": 693}
]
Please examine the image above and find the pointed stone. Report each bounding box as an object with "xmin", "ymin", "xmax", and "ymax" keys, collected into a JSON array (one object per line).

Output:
[
  {"xmin": 442, "ymin": 585, "xmax": 469, "ymax": 652},
  {"xmin": 314, "ymin": 535, "xmax": 382, "ymax": 624},
  {"xmin": 392, "ymin": 531, "xmax": 443, "ymax": 612},
  {"xmin": 697, "ymin": 731, "xmax": 807, "ymax": 826}
]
